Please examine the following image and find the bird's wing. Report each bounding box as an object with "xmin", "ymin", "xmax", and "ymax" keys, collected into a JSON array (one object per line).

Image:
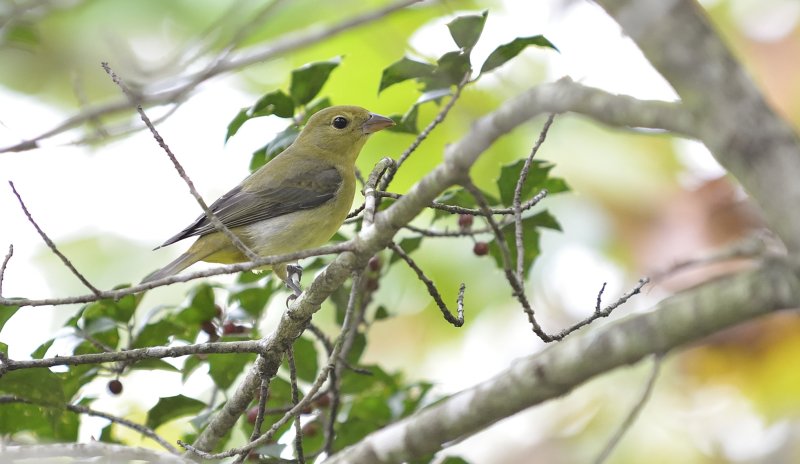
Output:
[{"xmin": 157, "ymin": 165, "xmax": 342, "ymax": 248}]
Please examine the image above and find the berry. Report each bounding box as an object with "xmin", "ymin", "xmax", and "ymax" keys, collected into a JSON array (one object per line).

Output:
[
  {"xmin": 313, "ymin": 393, "xmax": 332, "ymax": 408},
  {"xmin": 223, "ymin": 322, "xmax": 247, "ymax": 335},
  {"xmin": 458, "ymin": 214, "xmax": 474, "ymax": 229},
  {"xmin": 246, "ymin": 406, "xmax": 260, "ymax": 424},
  {"xmin": 301, "ymin": 421, "xmax": 320, "ymax": 437},
  {"xmin": 108, "ymin": 379, "xmax": 123, "ymax": 395},
  {"xmin": 368, "ymin": 256, "xmax": 381, "ymax": 272},
  {"xmin": 473, "ymin": 242, "xmax": 489, "ymax": 256}
]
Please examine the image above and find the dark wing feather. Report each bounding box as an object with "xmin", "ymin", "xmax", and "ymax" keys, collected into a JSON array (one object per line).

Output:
[{"xmin": 158, "ymin": 166, "xmax": 342, "ymax": 248}]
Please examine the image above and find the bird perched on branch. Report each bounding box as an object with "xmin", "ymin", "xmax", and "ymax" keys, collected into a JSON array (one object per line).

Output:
[{"xmin": 142, "ymin": 106, "xmax": 394, "ymax": 290}]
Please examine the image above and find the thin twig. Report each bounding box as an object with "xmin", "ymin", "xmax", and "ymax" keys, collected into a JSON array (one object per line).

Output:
[
  {"xmin": 0, "ymin": 242, "xmax": 353, "ymax": 309},
  {"xmin": 0, "ymin": 395, "xmax": 179, "ymax": 454},
  {"xmin": 594, "ymin": 354, "xmax": 663, "ymax": 464},
  {"xmin": 0, "ymin": 244, "xmax": 13, "ymax": 297},
  {"xmin": 514, "ymin": 114, "xmax": 556, "ymax": 281},
  {"xmin": 363, "ymin": 158, "xmax": 396, "ymax": 227},
  {"xmin": 1, "ymin": 0, "xmax": 422, "ymax": 154},
  {"xmin": 8, "ymin": 181, "xmax": 101, "ymax": 296},
  {"xmin": 463, "ymin": 180, "xmax": 550, "ymax": 340},
  {"xmin": 287, "ymin": 347, "xmax": 306, "ymax": 464},
  {"xmin": 102, "ymin": 62, "xmax": 259, "ymax": 263},
  {"xmin": 650, "ymin": 233, "xmax": 769, "ymax": 282},
  {"xmin": 379, "ymin": 189, "xmax": 549, "ymax": 216},
  {"xmin": 181, "ymin": 273, "xmax": 363, "ymax": 460},
  {"xmin": 389, "ymin": 242, "xmax": 464, "ymax": 327},
  {"xmin": 379, "ymin": 71, "xmax": 472, "ymax": 191},
  {"xmin": 0, "ymin": 340, "xmax": 263, "ymax": 374}
]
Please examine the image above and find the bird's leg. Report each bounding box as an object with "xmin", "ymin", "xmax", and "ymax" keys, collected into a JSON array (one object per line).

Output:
[{"xmin": 285, "ymin": 264, "xmax": 303, "ymax": 298}]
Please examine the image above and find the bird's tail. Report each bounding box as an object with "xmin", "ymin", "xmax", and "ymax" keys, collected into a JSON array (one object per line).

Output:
[{"xmin": 141, "ymin": 252, "xmax": 199, "ymax": 284}]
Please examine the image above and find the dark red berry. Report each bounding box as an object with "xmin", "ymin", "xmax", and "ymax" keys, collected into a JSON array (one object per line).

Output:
[
  {"xmin": 473, "ymin": 242, "xmax": 489, "ymax": 256},
  {"xmin": 313, "ymin": 393, "xmax": 332, "ymax": 408},
  {"xmin": 223, "ymin": 322, "xmax": 247, "ymax": 335},
  {"xmin": 302, "ymin": 421, "xmax": 320, "ymax": 436},
  {"xmin": 458, "ymin": 214, "xmax": 474, "ymax": 229},
  {"xmin": 108, "ymin": 379, "xmax": 123, "ymax": 395},
  {"xmin": 368, "ymin": 256, "xmax": 382, "ymax": 272},
  {"xmin": 246, "ymin": 406, "xmax": 260, "ymax": 424}
]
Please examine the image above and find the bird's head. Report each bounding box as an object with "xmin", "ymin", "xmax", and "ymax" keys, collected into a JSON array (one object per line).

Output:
[{"xmin": 295, "ymin": 106, "xmax": 394, "ymax": 162}]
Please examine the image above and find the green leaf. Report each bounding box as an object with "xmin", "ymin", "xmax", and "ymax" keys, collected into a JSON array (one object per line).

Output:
[
  {"xmin": 423, "ymin": 51, "xmax": 471, "ymax": 90},
  {"xmin": 303, "ymin": 97, "xmax": 333, "ymax": 123},
  {"xmin": 389, "ymin": 237, "xmax": 422, "ymax": 264},
  {"xmin": 31, "ymin": 338, "xmax": 54, "ymax": 359},
  {"xmin": 231, "ymin": 285, "xmax": 275, "ymax": 318},
  {"xmin": 441, "ymin": 458, "xmax": 472, "ymax": 464},
  {"xmin": 378, "ymin": 57, "xmax": 435, "ymax": 93},
  {"xmin": 488, "ymin": 210, "xmax": 561, "ymax": 277},
  {"xmin": 225, "ymin": 108, "xmax": 249, "ymax": 143},
  {"xmin": 251, "ymin": 90, "xmax": 295, "ymax": 118},
  {"xmin": 146, "ymin": 395, "xmax": 206, "ymax": 429},
  {"xmin": 208, "ymin": 352, "xmax": 255, "ymax": 390},
  {"xmin": 132, "ymin": 319, "xmax": 181, "ymax": 348},
  {"xmin": 250, "ymin": 125, "xmax": 300, "ymax": 172},
  {"xmin": 497, "ymin": 159, "xmax": 568, "ymax": 206},
  {"xmin": 0, "ymin": 304, "xmax": 19, "ymax": 332},
  {"xmin": 447, "ymin": 10, "xmax": 487, "ymax": 52},
  {"xmin": 416, "ymin": 88, "xmax": 452, "ymax": 105},
  {"xmin": 291, "ymin": 337, "xmax": 318, "ymax": 383},
  {"xmin": 480, "ymin": 35, "xmax": 558, "ymax": 75},
  {"xmin": 374, "ymin": 305, "xmax": 390, "ymax": 321},
  {"xmin": 0, "ymin": 369, "xmax": 65, "ymax": 404},
  {"xmin": 387, "ymin": 104, "xmax": 419, "ymax": 134},
  {"xmin": 129, "ymin": 358, "xmax": 180, "ymax": 372},
  {"xmin": 176, "ymin": 284, "xmax": 217, "ymax": 325},
  {"xmin": 99, "ymin": 424, "xmax": 123, "ymax": 444},
  {"xmin": 289, "ymin": 57, "xmax": 341, "ymax": 106},
  {"xmin": 344, "ymin": 332, "xmax": 366, "ymax": 366}
]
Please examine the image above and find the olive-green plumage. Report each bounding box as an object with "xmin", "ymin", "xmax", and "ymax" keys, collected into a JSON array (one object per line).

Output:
[{"xmin": 142, "ymin": 106, "xmax": 394, "ymax": 284}]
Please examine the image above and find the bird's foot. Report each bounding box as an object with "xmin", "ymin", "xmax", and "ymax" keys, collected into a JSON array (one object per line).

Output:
[{"xmin": 285, "ymin": 264, "xmax": 303, "ymax": 297}]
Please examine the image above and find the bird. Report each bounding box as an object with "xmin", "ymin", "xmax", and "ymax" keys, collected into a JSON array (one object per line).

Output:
[{"xmin": 141, "ymin": 105, "xmax": 395, "ymax": 289}]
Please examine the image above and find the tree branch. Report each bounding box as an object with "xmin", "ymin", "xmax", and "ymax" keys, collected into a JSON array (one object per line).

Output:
[{"xmin": 325, "ymin": 257, "xmax": 800, "ymax": 463}]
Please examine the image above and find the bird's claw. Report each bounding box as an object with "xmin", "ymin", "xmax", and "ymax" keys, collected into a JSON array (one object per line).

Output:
[{"xmin": 286, "ymin": 264, "xmax": 303, "ymax": 297}]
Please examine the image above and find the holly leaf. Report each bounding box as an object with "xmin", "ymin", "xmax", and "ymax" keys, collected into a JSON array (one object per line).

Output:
[
  {"xmin": 447, "ymin": 10, "xmax": 487, "ymax": 52},
  {"xmin": 480, "ymin": 35, "xmax": 558, "ymax": 75},
  {"xmin": 289, "ymin": 57, "xmax": 341, "ymax": 106},
  {"xmin": 379, "ymin": 57, "xmax": 436, "ymax": 93}
]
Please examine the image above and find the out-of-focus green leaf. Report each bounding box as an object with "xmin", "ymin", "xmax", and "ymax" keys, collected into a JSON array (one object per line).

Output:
[
  {"xmin": 129, "ymin": 358, "xmax": 180, "ymax": 372},
  {"xmin": 374, "ymin": 305, "xmax": 390, "ymax": 321},
  {"xmin": 303, "ymin": 97, "xmax": 333, "ymax": 123},
  {"xmin": 251, "ymin": 90, "xmax": 295, "ymax": 118},
  {"xmin": 388, "ymin": 104, "xmax": 419, "ymax": 134},
  {"xmin": 379, "ymin": 57, "xmax": 435, "ymax": 93},
  {"xmin": 230, "ymin": 284, "xmax": 275, "ymax": 318},
  {"xmin": 488, "ymin": 210, "xmax": 561, "ymax": 277},
  {"xmin": 146, "ymin": 394, "xmax": 206, "ymax": 429},
  {"xmin": 447, "ymin": 10, "xmax": 487, "ymax": 52},
  {"xmin": 423, "ymin": 51, "xmax": 471, "ymax": 90},
  {"xmin": 208, "ymin": 352, "xmax": 255, "ymax": 390},
  {"xmin": 225, "ymin": 108, "xmax": 249, "ymax": 143},
  {"xmin": 132, "ymin": 319, "xmax": 181, "ymax": 348},
  {"xmin": 497, "ymin": 159, "xmax": 569, "ymax": 206},
  {"xmin": 31, "ymin": 338, "xmax": 54, "ymax": 359},
  {"xmin": 291, "ymin": 336, "xmax": 318, "ymax": 383},
  {"xmin": 0, "ymin": 304, "xmax": 19, "ymax": 331},
  {"xmin": 345, "ymin": 332, "xmax": 366, "ymax": 366},
  {"xmin": 0, "ymin": 369, "xmax": 64, "ymax": 403},
  {"xmin": 480, "ymin": 35, "xmax": 558, "ymax": 75},
  {"xmin": 389, "ymin": 237, "xmax": 422, "ymax": 264},
  {"xmin": 99, "ymin": 424, "xmax": 123, "ymax": 444},
  {"xmin": 289, "ymin": 57, "xmax": 341, "ymax": 106},
  {"xmin": 175, "ymin": 284, "xmax": 217, "ymax": 325},
  {"xmin": 250, "ymin": 125, "xmax": 300, "ymax": 172},
  {"xmin": 415, "ymin": 87, "xmax": 452, "ymax": 105}
]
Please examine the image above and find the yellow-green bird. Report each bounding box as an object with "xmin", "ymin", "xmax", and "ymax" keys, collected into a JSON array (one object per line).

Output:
[{"xmin": 142, "ymin": 106, "xmax": 394, "ymax": 286}]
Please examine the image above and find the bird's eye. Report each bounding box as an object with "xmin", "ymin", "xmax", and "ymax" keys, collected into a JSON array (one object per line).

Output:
[{"xmin": 332, "ymin": 116, "xmax": 349, "ymax": 129}]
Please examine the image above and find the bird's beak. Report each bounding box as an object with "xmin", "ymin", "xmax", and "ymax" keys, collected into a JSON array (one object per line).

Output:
[{"xmin": 361, "ymin": 113, "xmax": 395, "ymax": 134}]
